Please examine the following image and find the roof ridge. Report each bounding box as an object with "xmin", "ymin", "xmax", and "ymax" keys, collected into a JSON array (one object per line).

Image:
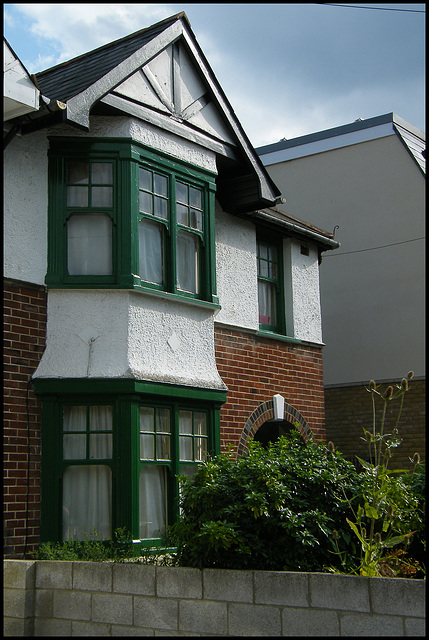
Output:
[{"xmin": 36, "ymin": 12, "xmax": 187, "ymax": 78}]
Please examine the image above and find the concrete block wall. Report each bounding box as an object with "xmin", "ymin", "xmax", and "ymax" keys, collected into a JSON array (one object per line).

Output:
[{"xmin": 4, "ymin": 560, "xmax": 425, "ymax": 636}]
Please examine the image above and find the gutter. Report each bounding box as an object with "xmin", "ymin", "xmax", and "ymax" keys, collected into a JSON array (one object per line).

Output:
[{"xmin": 250, "ymin": 209, "xmax": 340, "ymax": 251}]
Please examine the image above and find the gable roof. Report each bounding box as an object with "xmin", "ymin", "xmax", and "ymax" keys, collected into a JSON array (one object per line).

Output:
[
  {"xmin": 256, "ymin": 113, "xmax": 426, "ymax": 175},
  {"xmin": 35, "ymin": 13, "xmax": 184, "ymax": 104},
  {"xmin": 18, "ymin": 12, "xmax": 280, "ymax": 214}
]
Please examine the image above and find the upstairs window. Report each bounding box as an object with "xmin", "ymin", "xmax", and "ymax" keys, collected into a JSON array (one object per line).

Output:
[
  {"xmin": 47, "ymin": 138, "xmax": 218, "ymax": 305},
  {"xmin": 258, "ymin": 238, "xmax": 283, "ymax": 332}
]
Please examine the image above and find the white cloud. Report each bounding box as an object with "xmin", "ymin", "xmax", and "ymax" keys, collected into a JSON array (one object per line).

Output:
[{"xmin": 11, "ymin": 3, "xmax": 173, "ymax": 66}]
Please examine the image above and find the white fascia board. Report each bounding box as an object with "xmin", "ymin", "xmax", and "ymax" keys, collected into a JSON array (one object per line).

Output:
[
  {"xmin": 3, "ymin": 40, "xmax": 40, "ymax": 121},
  {"xmin": 259, "ymin": 122, "xmax": 395, "ymax": 165}
]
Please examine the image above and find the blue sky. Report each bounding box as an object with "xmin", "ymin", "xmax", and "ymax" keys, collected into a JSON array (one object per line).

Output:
[{"xmin": 3, "ymin": 3, "xmax": 425, "ymax": 147}]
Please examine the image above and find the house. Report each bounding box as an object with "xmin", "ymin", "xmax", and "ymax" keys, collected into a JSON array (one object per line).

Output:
[
  {"xmin": 256, "ymin": 114, "xmax": 425, "ymax": 469},
  {"xmin": 4, "ymin": 13, "xmax": 338, "ymax": 557}
]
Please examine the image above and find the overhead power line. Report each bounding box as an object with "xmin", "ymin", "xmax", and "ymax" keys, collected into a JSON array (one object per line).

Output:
[
  {"xmin": 324, "ymin": 236, "xmax": 425, "ymax": 257},
  {"xmin": 315, "ymin": 3, "xmax": 425, "ymax": 13}
]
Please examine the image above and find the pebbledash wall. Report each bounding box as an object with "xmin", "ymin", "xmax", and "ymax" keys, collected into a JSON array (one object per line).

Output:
[
  {"xmin": 3, "ymin": 118, "xmax": 326, "ymax": 557},
  {"xmin": 3, "ymin": 560, "xmax": 426, "ymax": 636}
]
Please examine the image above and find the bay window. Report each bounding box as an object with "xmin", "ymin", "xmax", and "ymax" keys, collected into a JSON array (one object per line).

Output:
[
  {"xmin": 46, "ymin": 138, "xmax": 218, "ymax": 305},
  {"xmin": 36, "ymin": 380, "xmax": 225, "ymax": 548}
]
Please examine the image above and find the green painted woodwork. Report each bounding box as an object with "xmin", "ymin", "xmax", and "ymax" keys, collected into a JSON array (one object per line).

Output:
[
  {"xmin": 36, "ymin": 378, "xmax": 224, "ymax": 545},
  {"xmin": 46, "ymin": 137, "xmax": 218, "ymax": 305}
]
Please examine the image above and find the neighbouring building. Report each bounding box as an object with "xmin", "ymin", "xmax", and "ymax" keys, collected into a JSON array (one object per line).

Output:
[
  {"xmin": 4, "ymin": 13, "xmax": 338, "ymax": 557},
  {"xmin": 256, "ymin": 114, "xmax": 425, "ymax": 469}
]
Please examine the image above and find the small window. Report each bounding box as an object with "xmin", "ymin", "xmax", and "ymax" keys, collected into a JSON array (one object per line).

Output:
[{"xmin": 258, "ymin": 239, "xmax": 281, "ymax": 331}]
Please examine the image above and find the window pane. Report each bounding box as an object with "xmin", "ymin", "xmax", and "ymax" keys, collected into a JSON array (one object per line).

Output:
[
  {"xmin": 194, "ymin": 437, "xmax": 207, "ymax": 462},
  {"xmin": 89, "ymin": 406, "xmax": 112, "ymax": 431},
  {"xmin": 139, "ymin": 168, "xmax": 152, "ymax": 191},
  {"xmin": 89, "ymin": 434, "xmax": 112, "ymax": 459},
  {"xmin": 258, "ymin": 280, "xmax": 276, "ymax": 325},
  {"xmin": 92, "ymin": 163, "xmax": 112, "ymax": 184},
  {"xmin": 139, "ymin": 191, "xmax": 153, "ymax": 214},
  {"xmin": 139, "ymin": 219, "xmax": 164, "ymax": 285},
  {"xmin": 68, "ymin": 162, "xmax": 89, "ymax": 184},
  {"xmin": 157, "ymin": 408, "xmax": 171, "ymax": 433},
  {"xmin": 179, "ymin": 411, "xmax": 192, "ymax": 434},
  {"xmin": 67, "ymin": 186, "xmax": 88, "ymax": 207},
  {"xmin": 63, "ymin": 406, "xmax": 86, "ymax": 431},
  {"xmin": 190, "ymin": 209, "xmax": 202, "ymax": 230},
  {"xmin": 194, "ymin": 412, "xmax": 207, "ymax": 435},
  {"xmin": 63, "ymin": 434, "xmax": 86, "ymax": 459},
  {"xmin": 156, "ymin": 434, "xmax": 171, "ymax": 460},
  {"xmin": 139, "ymin": 466, "xmax": 167, "ymax": 539},
  {"xmin": 91, "ymin": 186, "xmax": 113, "ymax": 207},
  {"xmin": 176, "ymin": 181, "xmax": 188, "ymax": 204},
  {"xmin": 67, "ymin": 214, "xmax": 112, "ymax": 275},
  {"xmin": 154, "ymin": 196, "xmax": 168, "ymax": 219},
  {"xmin": 154, "ymin": 173, "xmax": 168, "ymax": 196},
  {"xmin": 179, "ymin": 435, "xmax": 193, "ymax": 461},
  {"xmin": 140, "ymin": 434, "xmax": 155, "ymax": 460},
  {"xmin": 190, "ymin": 187, "xmax": 202, "ymax": 209},
  {"xmin": 140, "ymin": 407, "xmax": 155, "ymax": 431},
  {"xmin": 63, "ymin": 465, "xmax": 112, "ymax": 540},
  {"xmin": 176, "ymin": 203, "xmax": 188, "ymax": 226},
  {"xmin": 176, "ymin": 231, "xmax": 199, "ymax": 294}
]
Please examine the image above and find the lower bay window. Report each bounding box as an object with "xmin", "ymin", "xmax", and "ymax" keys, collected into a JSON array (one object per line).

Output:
[{"xmin": 35, "ymin": 379, "xmax": 225, "ymax": 547}]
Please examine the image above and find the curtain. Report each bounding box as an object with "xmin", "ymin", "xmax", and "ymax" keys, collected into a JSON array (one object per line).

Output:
[
  {"xmin": 67, "ymin": 213, "xmax": 112, "ymax": 275},
  {"xmin": 176, "ymin": 231, "xmax": 199, "ymax": 294},
  {"xmin": 62, "ymin": 465, "xmax": 112, "ymax": 540},
  {"xmin": 62, "ymin": 405, "xmax": 113, "ymax": 540},
  {"xmin": 139, "ymin": 218, "xmax": 164, "ymax": 285},
  {"xmin": 139, "ymin": 466, "xmax": 167, "ymax": 539},
  {"xmin": 258, "ymin": 280, "xmax": 276, "ymax": 325}
]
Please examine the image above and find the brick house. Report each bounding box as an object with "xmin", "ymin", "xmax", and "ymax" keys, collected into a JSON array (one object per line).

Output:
[
  {"xmin": 4, "ymin": 13, "xmax": 338, "ymax": 557},
  {"xmin": 256, "ymin": 114, "xmax": 425, "ymax": 469}
]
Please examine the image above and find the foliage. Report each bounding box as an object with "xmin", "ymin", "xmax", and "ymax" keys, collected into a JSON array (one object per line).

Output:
[
  {"xmin": 328, "ymin": 372, "xmax": 425, "ymax": 577},
  {"xmin": 170, "ymin": 431, "xmax": 365, "ymax": 572},
  {"xmin": 32, "ymin": 528, "xmax": 135, "ymax": 562}
]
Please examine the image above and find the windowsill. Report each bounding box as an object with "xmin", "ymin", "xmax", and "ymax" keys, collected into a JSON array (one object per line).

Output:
[
  {"xmin": 45, "ymin": 282, "xmax": 221, "ymax": 311},
  {"xmin": 256, "ymin": 329, "xmax": 302, "ymax": 344}
]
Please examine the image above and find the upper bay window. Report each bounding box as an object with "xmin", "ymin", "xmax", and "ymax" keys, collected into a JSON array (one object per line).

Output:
[{"xmin": 47, "ymin": 138, "xmax": 218, "ymax": 305}]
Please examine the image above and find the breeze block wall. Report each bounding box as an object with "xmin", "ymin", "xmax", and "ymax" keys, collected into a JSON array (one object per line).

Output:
[
  {"xmin": 324, "ymin": 380, "xmax": 426, "ymax": 470},
  {"xmin": 3, "ymin": 279, "xmax": 47, "ymax": 558},
  {"xmin": 215, "ymin": 325, "xmax": 326, "ymax": 455},
  {"xmin": 4, "ymin": 560, "xmax": 425, "ymax": 636}
]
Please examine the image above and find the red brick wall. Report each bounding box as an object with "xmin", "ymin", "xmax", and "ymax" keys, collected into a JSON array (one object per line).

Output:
[
  {"xmin": 325, "ymin": 380, "xmax": 426, "ymax": 471},
  {"xmin": 3, "ymin": 280, "xmax": 47, "ymax": 558},
  {"xmin": 215, "ymin": 325, "xmax": 326, "ymax": 455}
]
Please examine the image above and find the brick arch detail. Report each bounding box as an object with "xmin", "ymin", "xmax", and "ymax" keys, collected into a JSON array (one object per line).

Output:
[{"xmin": 236, "ymin": 399, "xmax": 313, "ymax": 457}]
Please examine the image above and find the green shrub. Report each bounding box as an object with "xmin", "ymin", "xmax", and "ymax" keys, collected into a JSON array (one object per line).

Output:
[
  {"xmin": 32, "ymin": 528, "xmax": 135, "ymax": 562},
  {"xmin": 170, "ymin": 431, "xmax": 365, "ymax": 572}
]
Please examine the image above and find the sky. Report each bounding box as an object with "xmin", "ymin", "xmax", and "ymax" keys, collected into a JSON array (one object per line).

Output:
[{"xmin": 3, "ymin": 3, "xmax": 425, "ymax": 148}]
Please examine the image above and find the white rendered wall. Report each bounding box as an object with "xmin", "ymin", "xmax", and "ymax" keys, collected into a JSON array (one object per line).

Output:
[
  {"xmin": 3, "ymin": 129, "xmax": 49, "ymax": 286},
  {"xmin": 215, "ymin": 207, "xmax": 323, "ymax": 344},
  {"xmin": 33, "ymin": 290, "xmax": 226, "ymax": 389}
]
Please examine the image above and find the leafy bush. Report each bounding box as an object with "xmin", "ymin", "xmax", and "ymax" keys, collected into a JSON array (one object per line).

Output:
[
  {"xmin": 171, "ymin": 432, "xmax": 365, "ymax": 572},
  {"xmin": 171, "ymin": 429, "xmax": 425, "ymax": 575}
]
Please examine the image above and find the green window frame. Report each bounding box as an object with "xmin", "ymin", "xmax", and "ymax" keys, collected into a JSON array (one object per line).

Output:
[
  {"xmin": 257, "ymin": 236, "xmax": 285, "ymax": 334},
  {"xmin": 46, "ymin": 138, "xmax": 218, "ymax": 306},
  {"xmin": 36, "ymin": 379, "xmax": 225, "ymax": 548}
]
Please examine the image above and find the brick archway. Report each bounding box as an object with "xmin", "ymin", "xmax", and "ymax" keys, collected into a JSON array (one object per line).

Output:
[{"xmin": 237, "ymin": 399, "xmax": 313, "ymax": 457}]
